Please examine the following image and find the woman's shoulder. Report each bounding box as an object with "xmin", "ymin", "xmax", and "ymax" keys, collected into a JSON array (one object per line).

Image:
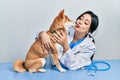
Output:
[{"xmin": 80, "ymin": 34, "xmax": 96, "ymax": 47}]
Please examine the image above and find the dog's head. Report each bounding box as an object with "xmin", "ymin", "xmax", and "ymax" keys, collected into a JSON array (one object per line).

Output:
[{"xmin": 49, "ymin": 9, "xmax": 75, "ymax": 33}]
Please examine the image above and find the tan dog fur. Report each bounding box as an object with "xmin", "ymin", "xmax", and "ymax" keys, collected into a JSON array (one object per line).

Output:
[{"xmin": 13, "ymin": 9, "xmax": 74, "ymax": 73}]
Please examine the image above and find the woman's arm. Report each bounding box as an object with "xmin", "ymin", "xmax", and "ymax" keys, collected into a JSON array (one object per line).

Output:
[
  {"xmin": 52, "ymin": 30, "xmax": 96, "ymax": 70},
  {"xmin": 38, "ymin": 31, "xmax": 55, "ymax": 51},
  {"xmin": 59, "ymin": 40, "xmax": 96, "ymax": 70},
  {"xmin": 52, "ymin": 30, "xmax": 70, "ymax": 53}
]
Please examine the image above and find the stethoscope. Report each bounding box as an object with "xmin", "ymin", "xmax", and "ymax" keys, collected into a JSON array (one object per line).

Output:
[{"xmin": 84, "ymin": 61, "xmax": 111, "ymax": 76}]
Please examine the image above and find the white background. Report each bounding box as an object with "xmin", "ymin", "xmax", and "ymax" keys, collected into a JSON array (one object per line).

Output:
[{"xmin": 0, "ymin": 0, "xmax": 120, "ymax": 62}]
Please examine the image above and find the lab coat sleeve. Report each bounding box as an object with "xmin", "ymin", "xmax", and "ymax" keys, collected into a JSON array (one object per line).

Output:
[
  {"xmin": 59, "ymin": 42, "xmax": 96, "ymax": 70},
  {"xmin": 60, "ymin": 48, "xmax": 76, "ymax": 67}
]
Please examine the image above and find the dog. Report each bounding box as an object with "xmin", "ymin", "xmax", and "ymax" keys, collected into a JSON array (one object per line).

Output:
[{"xmin": 13, "ymin": 9, "xmax": 74, "ymax": 73}]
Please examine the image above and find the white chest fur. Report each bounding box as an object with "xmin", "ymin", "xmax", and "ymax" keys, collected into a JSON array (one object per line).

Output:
[{"xmin": 40, "ymin": 58, "xmax": 46, "ymax": 67}]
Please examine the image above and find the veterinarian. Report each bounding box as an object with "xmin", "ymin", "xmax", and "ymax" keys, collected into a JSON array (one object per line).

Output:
[{"xmin": 38, "ymin": 11, "xmax": 99, "ymax": 70}]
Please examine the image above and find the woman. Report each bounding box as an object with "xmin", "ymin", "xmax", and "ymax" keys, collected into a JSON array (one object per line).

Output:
[{"xmin": 39, "ymin": 11, "xmax": 99, "ymax": 70}]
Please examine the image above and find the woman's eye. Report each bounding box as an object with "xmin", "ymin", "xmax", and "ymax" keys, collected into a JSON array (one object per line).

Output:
[
  {"xmin": 85, "ymin": 22, "xmax": 89, "ymax": 25},
  {"xmin": 80, "ymin": 16, "xmax": 84, "ymax": 20}
]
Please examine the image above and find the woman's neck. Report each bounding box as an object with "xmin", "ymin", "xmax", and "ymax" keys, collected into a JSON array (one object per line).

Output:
[{"xmin": 73, "ymin": 31, "xmax": 87, "ymax": 42}]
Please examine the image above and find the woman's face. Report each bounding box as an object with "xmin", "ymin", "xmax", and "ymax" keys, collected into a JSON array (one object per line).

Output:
[{"xmin": 74, "ymin": 13, "xmax": 92, "ymax": 34}]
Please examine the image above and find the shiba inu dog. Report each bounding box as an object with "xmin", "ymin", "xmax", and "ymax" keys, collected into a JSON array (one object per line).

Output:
[{"xmin": 13, "ymin": 9, "xmax": 75, "ymax": 73}]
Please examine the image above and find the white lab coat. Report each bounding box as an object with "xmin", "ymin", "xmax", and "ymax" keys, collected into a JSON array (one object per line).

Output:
[{"xmin": 58, "ymin": 27, "xmax": 96, "ymax": 70}]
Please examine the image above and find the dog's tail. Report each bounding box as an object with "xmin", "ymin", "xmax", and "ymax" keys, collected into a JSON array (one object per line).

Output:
[{"xmin": 13, "ymin": 59, "xmax": 26, "ymax": 72}]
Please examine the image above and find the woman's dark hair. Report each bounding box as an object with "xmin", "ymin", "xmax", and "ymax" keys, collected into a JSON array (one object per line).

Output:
[{"xmin": 76, "ymin": 11, "xmax": 99, "ymax": 34}]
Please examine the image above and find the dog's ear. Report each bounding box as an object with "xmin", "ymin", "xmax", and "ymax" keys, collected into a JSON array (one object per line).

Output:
[{"xmin": 58, "ymin": 9, "xmax": 64, "ymax": 17}]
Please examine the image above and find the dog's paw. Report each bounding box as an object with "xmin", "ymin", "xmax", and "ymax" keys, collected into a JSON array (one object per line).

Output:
[
  {"xmin": 59, "ymin": 68, "xmax": 66, "ymax": 73},
  {"xmin": 38, "ymin": 69, "xmax": 46, "ymax": 73},
  {"xmin": 29, "ymin": 69, "xmax": 37, "ymax": 73}
]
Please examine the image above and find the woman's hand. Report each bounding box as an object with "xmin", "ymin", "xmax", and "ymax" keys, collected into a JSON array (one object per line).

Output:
[
  {"xmin": 52, "ymin": 30, "xmax": 69, "ymax": 53},
  {"xmin": 39, "ymin": 31, "xmax": 54, "ymax": 51},
  {"xmin": 52, "ymin": 30, "xmax": 67, "ymax": 46}
]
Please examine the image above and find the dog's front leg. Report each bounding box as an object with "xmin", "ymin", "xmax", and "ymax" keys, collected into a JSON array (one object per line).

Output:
[
  {"xmin": 50, "ymin": 54, "xmax": 56, "ymax": 66},
  {"xmin": 53, "ymin": 52, "xmax": 66, "ymax": 72}
]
